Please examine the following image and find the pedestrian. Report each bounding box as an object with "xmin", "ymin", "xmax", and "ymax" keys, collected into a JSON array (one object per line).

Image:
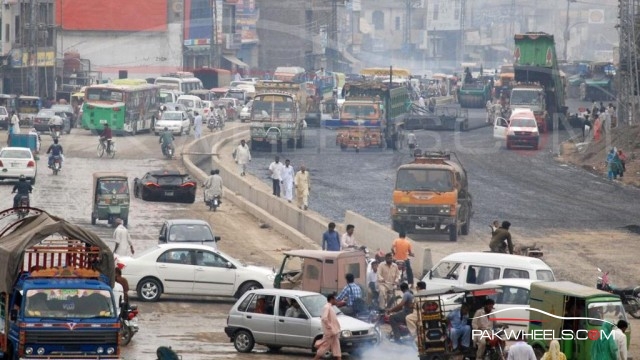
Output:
[
  {"xmin": 606, "ymin": 148, "xmax": 622, "ymax": 181},
  {"xmin": 540, "ymin": 340, "xmax": 566, "ymax": 360},
  {"xmin": 376, "ymin": 253, "xmax": 399, "ymax": 310},
  {"xmin": 313, "ymin": 293, "xmax": 342, "ymax": 360},
  {"xmin": 406, "ymin": 281, "xmax": 427, "ymax": 338},
  {"xmin": 10, "ymin": 111, "xmax": 20, "ymax": 135},
  {"xmin": 613, "ymin": 320, "xmax": 628, "ymax": 360},
  {"xmin": 193, "ymin": 111, "xmax": 203, "ymax": 139},
  {"xmin": 391, "ymin": 231, "xmax": 414, "ymax": 288},
  {"xmin": 489, "ymin": 221, "xmax": 514, "ymax": 254},
  {"xmin": 341, "ymin": 224, "xmax": 357, "ymax": 249},
  {"xmin": 322, "ymin": 222, "xmax": 341, "ymax": 251},
  {"xmin": 232, "ymin": 139, "xmax": 251, "ymax": 176},
  {"xmin": 590, "ymin": 322, "xmax": 618, "ymax": 360},
  {"xmin": 280, "ymin": 159, "xmax": 295, "ymax": 203},
  {"xmin": 294, "ymin": 165, "xmax": 310, "ymax": 210},
  {"xmin": 507, "ymin": 331, "xmax": 536, "ymax": 360},
  {"xmin": 366, "ymin": 261, "xmax": 379, "ymax": 306},
  {"xmin": 407, "ymin": 131, "xmax": 417, "ymax": 152},
  {"xmin": 113, "ymin": 218, "xmax": 134, "ymax": 257},
  {"xmin": 268, "ymin": 156, "xmax": 284, "ymax": 197},
  {"xmin": 583, "ymin": 115, "xmax": 592, "ymax": 141},
  {"xmin": 593, "ymin": 115, "xmax": 603, "ymax": 142},
  {"xmin": 617, "ymin": 149, "xmax": 627, "ymax": 177}
]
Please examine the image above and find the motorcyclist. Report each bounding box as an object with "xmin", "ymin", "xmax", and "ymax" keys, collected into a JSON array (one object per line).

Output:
[
  {"xmin": 12, "ymin": 175, "xmax": 33, "ymax": 208},
  {"xmin": 489, "ymin": 221, "xmax": 514, "ymax": 254},
  {"xmin": 386, "ymin": 282, "xmax": 414, "ymax": 342},
  {"xmin": 49, "ymin": 114, "xmax": 64, "ymax": 135},
  {"xmin": 203, "ymin": 169, "xmax": 223, "ymax": 205},
  {"xmin": 159, "ymin": 127, "xmax": 175, "ymax": 156},
  {"xmin": 46, "ymin": 138, "xmax": 64, "ymax": 168},
  {"xmin": 100, "ymin": 123, "xmax": 113, "ymax": 152}
]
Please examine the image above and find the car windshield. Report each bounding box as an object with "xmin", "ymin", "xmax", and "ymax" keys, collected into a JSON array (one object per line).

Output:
[
  {"xmin": 177, "ymin": 99, "xmax": 195, "ymax": 108},
  {"xmin": 0, "ymin": 107, "xmax": 7, "ymax": 115},
  {"xmin": 226, "ymin": 92, "xmax": 245, "ymax": 101},
  {"xmin": 510, "ymin": 118, "xmax": 537, "ymax": 128},
  {"xmin": 299, "ymin": 294, "xmax": 332, "ymax": 317},
  {"xmin": 97, "ymin": 180, "xmax": 129, "ymax": 195},
  {"xmin": 396, "ymin": 169, "xmax": 454, "ymax": 192},
  {"xmin": 87, "ymin": 88, "xmax": 124, "ymax": 102},
  {"xmin": 161, "ymin": 112, "xmax": 183, "ymax": 121},
  {"xmin": 24, "ymin": 289, "xmax": 115, "ymax": 319},
  {"xmin": 510, "ymin": 90, "xmax": 542, "ymax": 105},
  {"xmin": 37, "ymin": 110, "xmax": 55, "ymax": 117},
  {"xmin": 587, "ymin": 301, "xmax": 627, "ymax": 326},
  {"xmin": 168, "ymin": 224, "xmax": 214, "ymax": 242},
  {"xmin": 536, "ymin": 270, "xmax": 555, "ymax": 281},
  {"xmin": 0, "ymin": 149, "xmax": 31, "ymax": 159},
  {"xmin": 430, "ymin": 261, "xmax": 460, "ymax": 279}
]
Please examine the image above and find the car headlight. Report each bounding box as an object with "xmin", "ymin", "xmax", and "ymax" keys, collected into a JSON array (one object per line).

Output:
[
  {"xmin": 37, "ymin": 347, "xmax": 45, "ymax": 355},
  {"xmin": 107, "ymin": 347, "xmax": 115, "ymax": 354},
  {"xmin": 97, "ymin": 347, "xmax": 104, "ymax": 354},
  {"xmin": 25, "ymin": 347, "xmax": 33, "ymax": 355},
  {"xmin": 341, "ymin": 330, "xmax": 352, "ymax": 338},
  {"xmin": 396, "ymin": 207, "xmax": 408, "ymax": 213},
  {"xmin": 267, "ymin": 273, "xmax": 275, "ymax": 281}
]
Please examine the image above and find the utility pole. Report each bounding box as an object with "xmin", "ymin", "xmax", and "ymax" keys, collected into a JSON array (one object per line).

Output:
[
  {"xmin": 617, "ymin": 0, "xmax": 639, "ymax": 125},
  {"xmin": 458, "ymin": 0, "xmax": 466, "ymax": 65},
  {"xmin": 210, "ymin": 0, "xmax": 219, "ymax": 68},
  {"xmin": 562, "ymin": 0, "xmax": 576, "ymax": 61},
  {"xmin": 330, "ymin": 0, "xmax": 338, "ymax": 71},
  {"xmin": 29, "ymin": 0, "xmax": 39, "ymax": 96}
]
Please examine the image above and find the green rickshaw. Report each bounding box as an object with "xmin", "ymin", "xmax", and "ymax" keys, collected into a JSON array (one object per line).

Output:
[{"xmin": 91, "ymin": 172, "xmax": 130, "ymax": 226}]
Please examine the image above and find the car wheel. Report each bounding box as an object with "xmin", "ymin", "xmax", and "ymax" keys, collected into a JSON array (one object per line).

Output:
[
  {"xmin": 233, "ymin": 330, "xmax": 255, "ymax": 353},
  {"xmin": 178, "ymin": 127, "xmax": 183, "ymax": 136},
  {"xmin": 137, "ymin": 278, "xmax": 162, "ymax": 302},
  {"xmin": 134, "ymin": 186, "xmax": 139, "ymax": 198},
  {"xmin": 140, "ymin": 188, "xmax": 148, "ymax": 201},
  {"xmin": 237, "ymin": 281, "xmax": 262, "ymax": 298},
  {"xmin": 187, "ymin": 194, "xmax": 196, "ymax": 204},
  {"xmin": 91, "ymin": 214, "xmax": 96, "ymax": 225}
]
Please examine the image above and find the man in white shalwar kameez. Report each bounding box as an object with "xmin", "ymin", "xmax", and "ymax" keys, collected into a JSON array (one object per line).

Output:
[{"xmin": 281, "ymin": 159, "xmax": 295, "ymax": 203}]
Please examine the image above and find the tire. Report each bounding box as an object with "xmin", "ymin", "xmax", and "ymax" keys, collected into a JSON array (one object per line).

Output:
[
  {"xmin": 123, "ymin": 217, "xmax": 128, "ymax": 227},
  {"xmin": 120, "ymin": 324, "xmax": 133, "ymax": 346},
  {"xmin": 178, "ymin": 127, "xmax": 183, "ymax": 136},
  {"xmin": 187, "ymin": 126, "xmax": 191, "ymax": 135},
  {"xmin": 91, "ymin": 214, "xmax": 96, "ymax": 225},
  {"xmin": 392, "ymin": 220, "xmax": 403, "ymax": 233},
  {"xmin": 137, "ymin": 278, "xmax": 162, "ymax": 302},
  {"xmin": 532, "ymin": 142, "xmax": 539, "ymax": 150},
  {"xmin": 250, "ymin": 141, "xmax": 257, "ymax": 151},
  {"xmin": 134, "ymin": 186, "xmax": 139, "ymax": 198},
  {"xmin": 187, "ymin": 195, "xmax": 196, "ymax": 204},
  {"xmin": 97, "ymin": 143, "xmax": 105, "ymax": 158},
  {"xmin": 312, "ymin": 336, "xmax": 333, "ymax": 359},
  {"xmin": 53, "ymin": 168, "xmax": 58, "ymax": 176},
  {"xmin": 626, "ymin": 298, "xmax": 640, "ymax": 319},
  {"xmin": 140, "ymin": 188, "xmax": 148, "ymax": 201},
  {"xmin": 30, "ymin": 177, "xmax": 36, "ymax": 185},
  {"xmin": 237, "ymin": 281, "xmax": 262, "ymax": 298},
  {"xmin": 109, "ymin": 146, "xmax": 116, "ymax": 159},
  {"xmin": 233, "ymin": 330, "xmax": 255, "ymax": 353},
  {"xmin": 461, "ymin": 214, "xmax": 470, "ymax": 235},
  {"xmin": 506, "ymin": 141, "xmax": 512, "ymax": 150},
  {"xmin": 449, "ymin": 224, "xmax": 458, "ymax": 242}
]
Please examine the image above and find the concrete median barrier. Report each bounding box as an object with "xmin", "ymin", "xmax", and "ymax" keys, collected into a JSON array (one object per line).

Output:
[{"xmin": 182, "ymin": 127, "xmax": 433, "ymax": 281}]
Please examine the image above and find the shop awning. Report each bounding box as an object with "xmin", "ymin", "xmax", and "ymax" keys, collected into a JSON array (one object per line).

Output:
[
  {"xmin": 342, "ymin": 51, "xmax": 361, "ymax": 65},
  {"xmin": 223, "ymin": 55, "xmax": 249, "ymax": 68}
]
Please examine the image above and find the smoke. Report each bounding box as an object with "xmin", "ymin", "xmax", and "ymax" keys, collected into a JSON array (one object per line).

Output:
[{"xmin": 353, "ymin": 337, "xmax": 419, "ymax": 360}]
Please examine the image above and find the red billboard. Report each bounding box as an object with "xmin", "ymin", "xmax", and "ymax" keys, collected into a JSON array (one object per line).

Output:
[{"xmin": 55, "ymin": 0, "xmax": 168, "ymax": 32}]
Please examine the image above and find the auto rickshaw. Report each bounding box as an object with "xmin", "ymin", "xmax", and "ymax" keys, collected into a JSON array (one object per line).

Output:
[{"xmin": 91, "ymin": 172, "xmax": 130, "ymax": 226}]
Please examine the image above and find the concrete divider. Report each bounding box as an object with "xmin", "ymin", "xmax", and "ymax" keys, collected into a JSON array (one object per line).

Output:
[
  {"xmin": 181, "ymin": 126, "xmax": 433, "ymax": 281},
  {"xmin": 434, "ymin": 96, "xmax": 456, "ymax": 106}
]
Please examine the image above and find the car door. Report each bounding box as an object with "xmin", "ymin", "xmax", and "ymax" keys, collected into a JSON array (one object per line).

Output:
[
  {"xmin": 192, "ymin": 250, "xmax": 236, "ymax": 296},
  {"xmin": 274, "ymin": 296, "xmax": 312, "ymax": 347},
  {"xmin": 241, "ymin": 294, "xmax": 276, "ymax": 344},
  {"xmin": 182, "ymin": 112, "xmax": 189, "ymax": 129},
  {"xmin": 155, "ymin": 249, "xmax": 196, "ymax": 294},
  {"xmin": 493, "ymin": 285, "xmax": 530, "ymax": 331},
  {"xmin": 493, "ymin": 117, "xmax": 508, "ymax": 140}
]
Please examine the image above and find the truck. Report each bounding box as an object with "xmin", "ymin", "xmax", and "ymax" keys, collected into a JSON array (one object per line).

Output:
[
  {"xmin": 249, "ymin": 81, "xmax": 307, "ymax": 151},
  {"xmin": 390, "ymin": 151, "xmax": 472, "ymax": 242},
  {"xmin": 304, "ymin": 74, "xmax": 337, "ymax": 127},
  {"xmin": 336, "ymin": 80, "xmax": 409, "ymax": 151},
  {"xmin": 494, "ymin": 64, "xmax": 515, "ymax": 97},
  {"xmin": 511, "ymin": 32, "xmax": 568, "ymax": 132},
  {"xmin": 580, "ymin": 61, "xmax": 616, "ymax": 101},
  {"xmin": 0, "ymin": 211, "xmax": 121, "ymax": 360},
  {"xmin": 457, "ymin": 79, "xmax": 492, "ymax": 108}
]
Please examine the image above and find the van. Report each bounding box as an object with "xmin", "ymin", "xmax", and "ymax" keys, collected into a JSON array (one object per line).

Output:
[
  {"xmin": 421, "ymin": 252, "xmax": 555, "ymax": 290},
  {"xmin": 176, "ymin": 95, "xmax": 204, "ymax": 116}
]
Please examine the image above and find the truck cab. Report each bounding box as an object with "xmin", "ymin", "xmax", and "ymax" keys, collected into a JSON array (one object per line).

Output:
[{"xmin": 509, "ymin": 85, "xmax": 547, "ymax": 132}]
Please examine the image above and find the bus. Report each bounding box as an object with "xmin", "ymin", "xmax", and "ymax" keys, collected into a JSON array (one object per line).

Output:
[
  {"xmin": 81, "ymin": 83, "xmax": 161, "ymax": 135},
  {"xmin": 154, "ymin": 72, "xmax": 204, "ymax": 93},
  {"xmin": 112, "ymin": 78, "xmax": 149, "ymax": 86}
]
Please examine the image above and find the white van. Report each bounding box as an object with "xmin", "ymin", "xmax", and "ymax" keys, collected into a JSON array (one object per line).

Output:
[
  {"xmin": 176, "ymin": 95, "xmax": 204, "ymax": 117},
  {"xmin": 421, "ymin": 252, "xmax": 555, "ymax": 290}
]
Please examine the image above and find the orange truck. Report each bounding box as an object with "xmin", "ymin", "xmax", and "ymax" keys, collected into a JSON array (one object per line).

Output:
[{"xmin": 390, "ymin": 151, "xmax": 473, "ymax": 241}]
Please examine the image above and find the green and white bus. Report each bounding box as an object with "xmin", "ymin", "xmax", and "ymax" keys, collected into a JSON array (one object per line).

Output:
[{"xmin": 81, "ymin": 83, "xmax": 161, "ymax": 135}]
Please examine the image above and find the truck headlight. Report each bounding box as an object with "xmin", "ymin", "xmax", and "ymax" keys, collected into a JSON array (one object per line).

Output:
[
  {"xmin": 438, "ymin": 205, "xmax": 451, "ymax": 214},
  {"xmin": 341, "ymin": 330, "xmax": 352, "ymax": 338},
  {"xmin": 25, "ymin": 347, "xmax": 33, "ymax": 355},
  {"xmin": 97, "ymin": 346, "xmax": 104, "ymax": 354},
  {"xmin": 37, "ymin": 347, "xmax": 45, "ymax": 355},
  {"xmin": 396, "ymin": 207, "xmax": 408, "ymax": 213},
  {"xmin": 107, "ymin": 347, "xmax": 115, "ymax": 354}
]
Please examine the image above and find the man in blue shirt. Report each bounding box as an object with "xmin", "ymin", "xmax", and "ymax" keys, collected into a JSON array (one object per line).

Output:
[
  {"xmin": 386, "ymin": 282, "xmax": 413, "ymax": 341},
  {"xmin": 336, "ymin": 273, "xmax": 363, "ymax": 316},
  {"xmin": 447, "ymin": 303, "xmax": 471, "ymax": 352},
  {"xmin": 322, "ymin": 222, "xmax": 341, "ymax": 251}
]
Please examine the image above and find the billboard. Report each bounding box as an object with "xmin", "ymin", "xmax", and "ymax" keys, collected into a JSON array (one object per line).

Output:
[
  {"xmin": 427, "ymin": 0, "xmax": 462, "ymax": 31},
  {"xmin": 236, "ymin": 0, "xmax": 258, "ymax": 43},
  {"xmin": 55, "ymin": 0, "xmax": 168, "ymax": 31}
]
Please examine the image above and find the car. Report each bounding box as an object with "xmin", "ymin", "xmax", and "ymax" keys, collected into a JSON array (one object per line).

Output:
[
  {"xmin": 225, "ymin": 88, "xmax": 250, "ymax": 104},
  {"xmin": 483, "ymin": 278, "xmax": 540, "ymax": 332},
  {"xmin": 240, "ymin": 77, "xmax": 259, "ymax": 84},
  {"xmin": 493, "ymin": 108, "xmax": 540, "ymax": 150},
  {"xmin": 32, "ymin": 109, "xmax": 71, "ymax": 134},
  {"xmin": 0, "ymin": 106, "xmax": 9, "ymax": 130},
  {"xmin": 154, "ymin": 111, "xmax": 191, "ymax": 136},
  {"xmin": 224, "ymin": 289, "xmax": 379, "ymax": 355},
  {"xmin": 163, "ymin": 102, "xmax": 193, "ymax": 123},
  {"xmin": 157, "ymin": 218, "xmax": 220, "ymax": 246},
  {"xmin": 118, "ymin": 243, "xmax": 276, "ymax": 302},
  {"xmin": 219, "ymin": 97, "xmax": 241, "ymax": 120},
  {"xmin": 133, "ymin": 170, "xmax": 197, "ymax": 203},
  {"xmin": 239, "ymin": 100, "xmax": 253, "ymax": 122},
  {"xmin": 0, "ymin": 147, "xmax": 37, "ymax": 184},
  {"xmin": 50, "ymin": 104, "xmax": 76, "ymax": 128}
]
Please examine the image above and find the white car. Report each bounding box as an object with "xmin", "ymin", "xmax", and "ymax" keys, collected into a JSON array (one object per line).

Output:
[
  {"xmin": 154, "ymin": 111, "xmax": 191, "ymax": 136},
  {"xmin": 239, "ymin": 100, "xmax": 253, "ymax": 122},
  {"xmin": 483, "ymin": 279, "xmax": 540, "ymax": 332},
  {"xmin": 0, "ymin": 147, "xmax": 37, "ymax": 184},
  {"xmin": 493, "ymin": 108, "xmax": 540, "ymax": 150},
  {"xmin": 118, "ymin": 243, "xmax": 276, "ymax": 302}
]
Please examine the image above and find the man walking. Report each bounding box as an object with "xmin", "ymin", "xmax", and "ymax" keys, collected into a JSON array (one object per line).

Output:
[
  {"xmin": 10, "ymin": 111, "xmax": 20, "ymax": 135},
  {"xmin": 294, "ymin": 165, "xmax": 310, "ymax": 210},
  {"xmin": 614, "ymin": 320, "xmax": 628, "ymax": 360},
  {"xmin": 233, "ymin": 140, "xmax": 251, "ymax": 176},
  {"xmin": 392, "ymin": 231, "xmax": 414, "ymax": 288},
  {"xmin": 193, "ymin": 111, "xmax": 202, "ymax": 139},
  {"xmin": 113, "ymin": 218, "xmax": 134, "ymax": 257},
  {"xmin": 506, "ymin": 332, "xmax": 536, "ymax": 360},
  {"xmin": 322, "ymin": 222, "xmax": 341, "ymax": 251},
  {"xmin": 313, "ymin": 293, "xmax": 342, "ymax": 360},
  {"xmin": 268, "ymin": 156, "xmax": 284, "ymax": 197},
  {"xmin": 281, "ymin": 159, "xmax": 295, "ymax": 202}
]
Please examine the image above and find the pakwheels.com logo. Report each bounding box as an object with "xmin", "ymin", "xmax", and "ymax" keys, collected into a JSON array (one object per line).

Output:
[{"xmin": 471, "ymin": 307, "xmax": 618, "ymax": 341}]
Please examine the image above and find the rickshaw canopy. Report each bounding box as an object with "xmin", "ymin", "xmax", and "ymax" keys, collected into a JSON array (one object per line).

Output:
[{"xmin": 92, "ymin": 172, "xmax": 129, "ymax": 196}]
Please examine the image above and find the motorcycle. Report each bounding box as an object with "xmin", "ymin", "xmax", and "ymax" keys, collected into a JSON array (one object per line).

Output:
[
  {"xmin": 120, "ymin": 304, "xmax": 140, "ymax": 346},
  {"xmin": 16, "ymin": 195, "xmax": 30, "ymax": 219},
  {"xmin": 50, "ymin": 125, "xmax": 61, "ymax": 139},
  {"xmin": 482, "ymin": 325, "xmax": 508, "ymax": 360},
  {"xmin": 597, "ymin": 268, "xmax": 640, "ymax": 318},
  {"xmin": 206, "ymin": 195, "xmax": 221, "ymax": 211},
  {"xmin": 374, "ymin": 311, "xmax": 415, "ymax": 346},
  {"xmin": 50, "ymin": 155, "xmax": 62, "ymax": 175},
  {"xmin": 162, "ymin": 143, "xmax": 175, "ymax": 159}
]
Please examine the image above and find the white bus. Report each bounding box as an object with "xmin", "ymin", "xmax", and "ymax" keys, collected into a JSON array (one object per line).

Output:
[{"xmin": 154, "ymin": 72, "xmax": 204, "ymax": 93}]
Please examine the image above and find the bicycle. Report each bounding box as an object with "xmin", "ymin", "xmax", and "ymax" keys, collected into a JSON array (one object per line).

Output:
[{"xmin": 97, "ymin": 138, "xmax": 116, "ymax": 158}]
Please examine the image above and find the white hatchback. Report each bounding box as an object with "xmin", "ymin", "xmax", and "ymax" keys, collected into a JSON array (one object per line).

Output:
[
  {"xmin": 154, "ymin": 111, "xmax": 191, "ymax": 136},
  {"xmin": 0, "ymin": 147, "xmax": 37, "ymax": 184}
]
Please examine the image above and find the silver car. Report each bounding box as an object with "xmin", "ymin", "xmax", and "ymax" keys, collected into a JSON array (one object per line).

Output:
[{"xmin": 225, "ymin": 289, "xmax": 378, "ymax": 356}]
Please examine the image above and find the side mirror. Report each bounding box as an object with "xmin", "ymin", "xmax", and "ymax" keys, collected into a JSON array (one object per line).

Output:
[
  {"xmin": 158, "ymin": 235, "xmax": 166, "ymax": 242},
  {"xmin": 10, "ymin": 309, "xmax": 17, "ymax": 321},
  {"xmin": 429, "ymin": 270, "xmax": 433, "ymax": 280},
  {"xmin": 133, "ymin": 177, "xmax": 139, "ymax": 182},
  {"xmin": 225, "ymin": 262, "xmax": 233, "ymax": 269},
  {"xmin": 214, "ymin": 236, "xmax": 221, "ymax": 242}
]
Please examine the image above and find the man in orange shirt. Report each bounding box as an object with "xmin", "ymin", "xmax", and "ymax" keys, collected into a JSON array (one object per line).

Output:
[{"xmin": 392, "ymin": 231, "xmax": 414, "ymax": 288}]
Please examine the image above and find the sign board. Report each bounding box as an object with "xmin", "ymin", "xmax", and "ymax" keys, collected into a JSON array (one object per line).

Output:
[
  {"xmin": 588, "ymin": 9, "xmax": 605, "ymax": 24},
  {"xmin": 13, "ymin": 51, "xmax": 55, "ymax": 68},
  {"xmin": 427, "ymin": 0, "xmax": 462, "ymax": 31}
]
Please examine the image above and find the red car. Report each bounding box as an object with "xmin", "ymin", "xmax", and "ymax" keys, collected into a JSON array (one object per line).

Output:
[{"xmin": 133, "ymin": 170, "xmax": 197, "ymax": 203}]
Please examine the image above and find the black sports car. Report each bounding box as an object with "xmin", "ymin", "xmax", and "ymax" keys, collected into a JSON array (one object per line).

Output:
[{"xmin": 133, "ymin": 170, "xmax": 197, "ymax": 203}]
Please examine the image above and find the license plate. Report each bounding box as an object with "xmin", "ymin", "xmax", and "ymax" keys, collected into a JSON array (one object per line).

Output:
[
  {"xmin": 418, "ymin": 216, "xmax": 429, "ymax": 221},
  {"xmin": 11, "ymin": 163, "xmax": 19, "ymax": 168},
  {"xmin": 99, "ymin": 119, "xmax": 107, "ymax": 124},
  {"xmin": 165, "ymin": 191, "xmax": 174, "ymax": 196}
]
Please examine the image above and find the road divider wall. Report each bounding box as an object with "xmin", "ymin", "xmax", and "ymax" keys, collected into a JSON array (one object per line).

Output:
[{"xmin": 181, "ymin": 126, "xmax": 433, "ymax": 278}]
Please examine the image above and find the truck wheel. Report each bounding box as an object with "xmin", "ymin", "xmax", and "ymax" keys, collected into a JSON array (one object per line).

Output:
[
  {"xmin": 461, "ymin": 214, "xmax": 470, "ymax": 235},
  {"xmin": 449, "ymin": 225, "xmax": 458, "ymax": 242},
  {"xmin": 91, "ymin": 214, "xmax": 97, "ymax": 225}
]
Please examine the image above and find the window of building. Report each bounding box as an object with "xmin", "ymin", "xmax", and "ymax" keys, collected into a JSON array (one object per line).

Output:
[
  {"xmin": 372, "ymin": 11, "xmax": 384, "ymax": 30},
  {"xmin": 433, "ymin": 4, "xmax": 439, "ymax": 21},
  {"xmin": 4, "ymin": 24, "xmax": 8, "ymax": 43},
  {"xmin": 395, "ymin": 17, "xmax": 401, "ymax": 31},
  {"xmin": 222, "ymin": 4, "xmax": 236, "ymax": 34}
]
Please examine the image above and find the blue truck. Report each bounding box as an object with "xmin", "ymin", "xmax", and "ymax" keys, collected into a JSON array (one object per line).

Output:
[{"xmin": 0, "ymin": 211, "xmax": 120, "ymax": 360}]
